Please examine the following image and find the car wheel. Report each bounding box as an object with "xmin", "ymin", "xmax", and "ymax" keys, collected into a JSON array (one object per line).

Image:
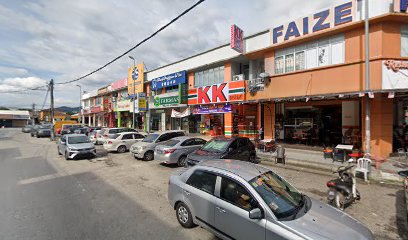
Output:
[
  {"xmin": 36, "ymin": 134, "xmax": 40, "ymax": 138},
  {"xmin": 57, "ymin": 147, "xmax": 62, "ymax": 155},
  {"xmin": 64, "ymin": 151, "xmax": 69, "ymax": 160},
  {"xmin": 176, "ymin": 202, "xmax": 195, "ymax": 228},
  {"xmin": 249, "ymin": 154, "xmax": 258, "ymax": 163},
  {"xmin": 177, "ymin": 156, "xmax": 187, "ymax": 167},
  {"xmin": 117, "ymin": 145, "xmax": 126, "ymax": 153},
  {"xmin": 143, "ymin": 151, "xmax": 154, "ymax": 161}
]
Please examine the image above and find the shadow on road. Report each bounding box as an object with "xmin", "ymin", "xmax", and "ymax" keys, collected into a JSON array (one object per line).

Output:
[{"xmin": 395, "ymin": 189, "xmax": 408, "ymax": 239}]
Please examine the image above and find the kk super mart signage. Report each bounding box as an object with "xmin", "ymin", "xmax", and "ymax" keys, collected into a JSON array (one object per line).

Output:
[
  {"xmin": 127, "ymin": 63, "xmax": 144, "ymax": 96},
  {"xmin": 188, "ymin": 81, "xmax": 245, "ymax": 105}
]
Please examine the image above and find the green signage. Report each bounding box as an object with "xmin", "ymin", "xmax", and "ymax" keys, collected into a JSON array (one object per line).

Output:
[{"xmin": 154, "ymin": 96, "xmax": 179, "ymax": 107}]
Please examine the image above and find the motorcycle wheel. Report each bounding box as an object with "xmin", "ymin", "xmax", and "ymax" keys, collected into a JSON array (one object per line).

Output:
[
  {"xmin": 335, "ymin": 192, "xmax": 345, "ymax": 210},
  {"xmin": 356, "ymin": 189, "xmax": 361, "ymax": 201}
]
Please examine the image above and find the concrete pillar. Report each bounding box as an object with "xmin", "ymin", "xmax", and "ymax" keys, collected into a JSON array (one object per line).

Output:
[
  {"xmin": 263, "ymin": 102, "xmax": 275, "ymax": 139},
  {"xmin": 224, "ymin": 112, "xmax": 233, "ymax": 137},
  {"xmin": 93, "ymin": 114, "xmax": 96, "ymax": 127},
  {"xmin": 161, "ymin": 112, "xmax": 166, "ymax": 131},
  {"xmin": 117, "ymin": 111, "xmax": 121, "ymax": 128}
]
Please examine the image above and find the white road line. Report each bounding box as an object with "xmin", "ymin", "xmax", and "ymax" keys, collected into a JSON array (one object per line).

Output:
[{"xmin": 18, "ymin": 172, "xmax": 68, "ymax": 185}]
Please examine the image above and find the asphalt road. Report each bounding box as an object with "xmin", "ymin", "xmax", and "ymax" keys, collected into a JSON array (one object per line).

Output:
[{"xmin": 0, "ymin": 128, "xmax": 407, "ymax": 240}]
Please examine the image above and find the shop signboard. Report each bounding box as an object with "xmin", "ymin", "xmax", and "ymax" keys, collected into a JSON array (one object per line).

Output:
[
  {"xmin": 151, "ymin": 84, "xmax": 188, "ymax": 108},
  {"xmin": 171, "ymin": 108, "xmax": 190, "ymax": 118},
  {"xmin": 179, "ymin": 83, "xmax": 188, "ymax": 104},
  {"xmin": 91, "ymin": 106, "xmax": 102, "ymax": 114},
  {"xmin": 191, "ymin": 104, "xmax": 232, "ymax": 114},
  {"xmin": 111, "ymin": 78, "xmax": 127, "ymax": 91},
  {"xmin": 151, "ymin": 70, "xmax": 186, "ymax": 91},
  {"xmin": 154, "ymin": 96, "xmax": 178, "ymax": 107},
  {"xmin": 116, "ymin": 100, "xmax": 131, "ymax": 112},
  {"xmin": 382, "ymin": 60, "xmax": 408, "ymax": 90},
  {"xmin": 188, "ymin": 80, "xmax": 245, "ymax": 105},
  {"xmin": 137, "ymin": 92, "xmax": 147, "ymax": 112},
  {"xmin": 248, "ymin": 78, "xmax": 265, "ymax": 93},
  {"xmin": 271, "ymin": 1, "xmax": 354, "ymax": 45},
  {"xmin": 231, "ymin": 24, "xmax": 244, "ymax": 53},
  {"xmin": 127, "ymin": 63, "xmax": 144, "ymax": 97},
  {"xmin": 102, "ymin": 96, "xmax": 109, "ymax": 111},
  {"xmin": 98, "ymin": 87, "xmax": 108, "ymax": 95},
  {"xmin": 395, "ymin": 0, "xmax": 408, "ymax": 12}
]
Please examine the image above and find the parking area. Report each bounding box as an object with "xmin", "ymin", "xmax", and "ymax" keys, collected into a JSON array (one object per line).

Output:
[{"xmin": 13, "ymin": 131, "xmax": 408, "ymax": 239}]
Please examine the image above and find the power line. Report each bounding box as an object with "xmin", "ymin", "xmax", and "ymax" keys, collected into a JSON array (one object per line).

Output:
[
  {"xmin": 40, "ymin": 85, "xmax": 50, "ymax": 111},
  {"xmin": 55, "ymin": 0, "xmax": 206, "ymax": 85},
  {"xmin": 0, "ymin": 85, "xmax": 48, "ymax": 94}
]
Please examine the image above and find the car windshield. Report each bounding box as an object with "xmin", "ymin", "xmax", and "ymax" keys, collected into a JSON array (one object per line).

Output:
[
  {"xmin": 201, "ymin": 139, "xmax": 230, "ymax": 152},
  {"xmin": 249, "ymin": 171, "xmax": 303, "ymax": 220},
  {"xmin": 162, "ymin": 140, "xmax": 180, "ymax": 147},
  {"xmin": 68, "ymin": 136, "xmax": 91, "ymax": 144},
  {"xmin": 25, "ymin": 125, "xmax": 32, "ymax": 128},
  {"xmin": 142, "ymin": 134, "xmax": 159, "ymax": 143}
]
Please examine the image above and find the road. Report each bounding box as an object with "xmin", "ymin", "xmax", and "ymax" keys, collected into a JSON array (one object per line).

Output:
[{"xmin": 0, "ymin": 128, "xmax": 407, "ymax": 240}]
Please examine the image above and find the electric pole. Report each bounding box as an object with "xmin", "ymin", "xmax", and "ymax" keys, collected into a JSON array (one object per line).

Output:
[
  {"xmin": 364, "ymin": 0, "xmax": 371, "ymax": 154},
  {"xmin": 31, "ymin": 103, "xmax": 35, "ymax": 125},
  {"xmin": 50, "ymin": 79, "xmax": 55, "ymax": 141}
]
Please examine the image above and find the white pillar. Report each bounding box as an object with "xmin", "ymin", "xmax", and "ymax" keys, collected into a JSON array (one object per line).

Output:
[{"xmin": 161, "ymin": 112, "xmax": 166, "ymax": 131}]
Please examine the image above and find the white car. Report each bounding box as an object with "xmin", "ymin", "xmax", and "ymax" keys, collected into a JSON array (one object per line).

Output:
[{"xmin": 103, "ymin": 132, "xmax": 147, "ymax": 153}]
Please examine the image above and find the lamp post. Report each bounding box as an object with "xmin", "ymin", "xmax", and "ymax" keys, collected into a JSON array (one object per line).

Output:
[
  {"xmin": 128, "ymin": 55, "xmax": 136, "ymax": 129},
  {"xmin": 76, "ymin": 85, "xmax": 83, "ymax": 125}
]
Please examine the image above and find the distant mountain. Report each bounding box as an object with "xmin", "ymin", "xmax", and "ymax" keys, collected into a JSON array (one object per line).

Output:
[{"xmin": 57, "ymin": 106, "xmax": 80, "ymax": 113}]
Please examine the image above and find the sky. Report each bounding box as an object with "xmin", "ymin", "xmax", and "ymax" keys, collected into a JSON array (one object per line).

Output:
[{"xmin": 0, "ymin": 0, "xmax": 347, "ymax": 109}]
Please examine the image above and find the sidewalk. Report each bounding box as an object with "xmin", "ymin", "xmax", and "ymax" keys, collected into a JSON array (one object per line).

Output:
[{"xmin": 257, "ymin": 148, "xmax": 404, "ymax": 184}]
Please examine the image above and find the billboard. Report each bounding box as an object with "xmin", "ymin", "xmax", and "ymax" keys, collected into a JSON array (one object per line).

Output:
[
  {"xmin": 151, "ymin": 71, "xmax": 186, "ymax": 91},
  {"xmin": 127, "ymin": 63, "xmax": 144, "ymax": 97},
  {"xmin": 231, "ymin": 24, "xmax": 244, "ymax": 53}
]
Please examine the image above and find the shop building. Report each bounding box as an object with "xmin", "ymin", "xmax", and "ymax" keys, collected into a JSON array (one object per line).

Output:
[
  {"xmin": 146, "ymin": 70, "xmax": 189, "ymax": 132},
  {"xmin": 111, "ymin": 78, "xmax": 132, "ymax": 128},
  {"xmin": 0, "ymin": 110, "xmax": 30, "ymax": 127}
]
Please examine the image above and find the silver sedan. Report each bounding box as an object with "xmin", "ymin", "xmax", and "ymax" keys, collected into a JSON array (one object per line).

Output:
[
  {"xmin": 168, "ymin": 160, "xmax": 374, "ymax": 240},
  {"xmin": 154, "ymin": 137, "xmax": 206, "ymax": 166}
]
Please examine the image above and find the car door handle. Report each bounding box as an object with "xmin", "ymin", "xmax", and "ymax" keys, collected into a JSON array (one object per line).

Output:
[
  {"xmin": 216, "ymin": 206, "xmax": 226, "ymax": 213},
  {"xmin": 183, "ymin": 190, "xmax": 191, "ymax": 195}
]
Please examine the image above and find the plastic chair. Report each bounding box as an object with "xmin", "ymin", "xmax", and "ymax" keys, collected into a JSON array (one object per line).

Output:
[
  {"xmin": 354, "ymin": 157, "xmax": 372, "ymax": 182},
  {"xmin": 397, "ymin": 148, "xmax": 407, "ymax": 160},
  {"xmin": 275, "ymin": 145, "xmax": 286, "ymax": 164}
]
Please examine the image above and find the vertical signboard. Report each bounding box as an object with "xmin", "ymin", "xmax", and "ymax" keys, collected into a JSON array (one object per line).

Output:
[
  {"xmin": 231, "ymin": 24, "xmax": 244, "ymax": 53},
  {"xmin": 127, "ymin": 63, "xmax": 145, "ymax": 97}
]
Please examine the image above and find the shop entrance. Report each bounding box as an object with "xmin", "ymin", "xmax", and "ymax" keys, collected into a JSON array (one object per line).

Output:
[
  {"xmin": 277, "ymin": 103, "xmax": 343, "ymax": 147},
  {"xmin": 200, "ymin": 114, "xmax": 224, "ymax": 136},
  {"xmin": 393, "ymin": 97, "xmax": 408, "ymax": 152}
]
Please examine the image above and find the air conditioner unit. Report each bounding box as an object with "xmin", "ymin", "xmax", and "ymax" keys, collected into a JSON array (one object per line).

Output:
[{"xmin": 232, "ymin": 74, "xmax": 244, "ymax": 81}]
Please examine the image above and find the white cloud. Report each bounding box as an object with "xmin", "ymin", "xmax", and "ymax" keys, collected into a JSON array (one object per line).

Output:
[
  {"xmin": 0, "ymin": 66, "xmax": 28, "ymax": 76},
  {"xmin": 0, "ymin": 76, "xmax": 47, "ymax": 91},
  {"xmin": 0, "ymin": 0, "xmax": 349, "ymax": 107}
]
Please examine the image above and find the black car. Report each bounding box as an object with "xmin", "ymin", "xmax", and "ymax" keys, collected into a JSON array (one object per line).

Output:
[
  {"xmin": 73, "ymin": 127, "xmax": 89, "ymax": 135},
  {"xmin": 186, "ymin": 136, "xmax": 258, "ymax": 166}
]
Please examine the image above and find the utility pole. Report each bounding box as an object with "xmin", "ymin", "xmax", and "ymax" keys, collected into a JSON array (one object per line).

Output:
[
  {"xmin": 31, "ymin": 103, "xmax": 35, "ymax": 125},
  {"xmin": 50, "ymin": 79, "xmax": 55, "ymax": 141},
  {"xmin": 364, "ymin": 0, "xmax": 371, "ymax": 154}
]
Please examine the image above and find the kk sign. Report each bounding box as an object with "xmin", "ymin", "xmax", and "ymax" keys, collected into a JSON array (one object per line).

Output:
[
  {"xmin": 272, "ymin": 2, "xmax": 354, "ymax": 45},
  {"xmin": 231, "ymin": 24, "xmax": 244, "ymax": 53},
  {"xmin": 188, "ymin": 81, "xmax": 245, "ymax": 105},
  {"xmin": 151, "ymin": 71, "xmax": 186, "ymax": 91}
]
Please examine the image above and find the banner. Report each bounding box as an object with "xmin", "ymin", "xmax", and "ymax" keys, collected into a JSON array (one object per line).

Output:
[
  {"xmin": 171, "ymin": 108, "xmax": 190, "ymax": 118},
  {"xmin": 191, "ymin": 104, "xmax": 232, "ymax": 114},
  {"xmin": 382, "ymin": 60, "xmax": 408, "ymax": 90}
]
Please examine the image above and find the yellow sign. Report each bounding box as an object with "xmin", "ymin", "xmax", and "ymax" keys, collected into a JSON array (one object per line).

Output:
[
  {"xmin": 138, "ymin": 98, "xmax": 147, "ymax": 111},
  {"xmin": 127, "ymin": 63, "xmax": 144, "ymax": 96}
]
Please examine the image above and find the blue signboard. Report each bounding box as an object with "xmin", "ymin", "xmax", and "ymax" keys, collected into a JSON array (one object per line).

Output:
[
  {"xmin": 151, "ymin": 70, "xmax": 186, "ymax": 90},
  {"xmin": 402, "ymin": 0, "xmax": 408, "ymax": 12}
]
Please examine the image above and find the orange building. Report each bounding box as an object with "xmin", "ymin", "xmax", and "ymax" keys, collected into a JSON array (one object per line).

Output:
[{"xmin": 142, "ymin": 0, "xmax": 408, "ymax": 159}]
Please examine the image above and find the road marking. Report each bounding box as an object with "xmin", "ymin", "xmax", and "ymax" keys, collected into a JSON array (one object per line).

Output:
[{"xmin": 18, "ymin": 172, "xmax": 68, "ymax": 185}]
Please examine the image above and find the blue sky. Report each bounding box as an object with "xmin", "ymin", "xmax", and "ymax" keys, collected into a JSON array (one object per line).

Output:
[{"xmin": 0, "ymin": 0, "xmax": 346, "ymax": 108}]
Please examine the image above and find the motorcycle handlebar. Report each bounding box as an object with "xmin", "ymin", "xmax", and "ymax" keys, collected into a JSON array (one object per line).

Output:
[{"xmin": 333, "ymin": 165, "xmax": 354, "ymax": 174}]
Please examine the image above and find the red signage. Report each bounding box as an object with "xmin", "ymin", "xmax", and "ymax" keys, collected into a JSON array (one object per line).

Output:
[
  {"xmin": 231, "ymin": 24, "xmax": 244, "ymax": 53},
  {"xmin": 91, "ymin": 106, "xmax": 102, "ymax": 113}
]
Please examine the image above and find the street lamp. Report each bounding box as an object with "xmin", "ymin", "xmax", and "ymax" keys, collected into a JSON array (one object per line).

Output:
[
  {"xmin": 128, "ymin": 55, "xmax": 136, "ymax": 129},
  {"xmin": 76, "ymin": 84, "xmax": 83, "ymax": 125}
]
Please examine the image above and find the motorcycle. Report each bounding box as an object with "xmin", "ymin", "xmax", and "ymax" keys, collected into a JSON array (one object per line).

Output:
[{"xmin": 326, "ymin": 162, "xmax": 360, "ymax": 210}]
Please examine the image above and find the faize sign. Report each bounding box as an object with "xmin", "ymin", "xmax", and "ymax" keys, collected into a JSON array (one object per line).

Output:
[{"xmin": 272, "ymin": 2, "xmax": 354, "ymax": 45}]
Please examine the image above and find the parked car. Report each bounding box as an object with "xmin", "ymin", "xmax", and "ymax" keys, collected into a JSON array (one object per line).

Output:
[
  {"xmin": 168, "ymin": 160, "xmax": 374, "ymax": 240},
  {"xmin": 57, "ymin": 134, "xmax": 96, "ymax": 160},
  {"xmin": 154, "ymin": 137, "xmax": 207, "ymax": 166},
  {"xmin": 21, "ymin": 125, "xmax": 33, "ymax": 133},
  {"xmin": 130, "ymin": 130, "xmax": 186, "ymax": 161},
  {"xmin": 103, "ymin": 132, "xmax": 147, "ymax": 153},
  {"xmin": 73, "ymin": 127, "xmax": 90, "ymax": 135},
  {"xmin": 31, "ymin": 125, "xmax": 52, "ymax": 138},
  {"xmin": 61, "ymin": 124, "xmax": 81, "ymax": 135},
  {"xmin": 186, "ymin": 136, "xmax": 257, "ymax": 166},
  {"xmin": 96, "ymin": 127, "xmax": 137, "ymax": 145}
]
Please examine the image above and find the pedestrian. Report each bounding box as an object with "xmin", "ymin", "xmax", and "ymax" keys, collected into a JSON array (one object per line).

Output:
[{"xmin": 259, "ymin": 127, "xmax": 264, "ymax": 140}]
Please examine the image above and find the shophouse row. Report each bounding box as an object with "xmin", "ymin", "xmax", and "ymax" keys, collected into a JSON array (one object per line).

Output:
[{"xmin": 81, "ymin": 0, "xmax": 408, "ymax": 158}]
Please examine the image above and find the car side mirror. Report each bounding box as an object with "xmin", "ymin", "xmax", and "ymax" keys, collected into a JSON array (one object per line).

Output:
[
  {"xmin": 61, "ymin": 141, "xmax": 66, "ymax": 145},
  {"xmin": 249, "ymin": 208, "xmax": 263, "ymax": 219}
]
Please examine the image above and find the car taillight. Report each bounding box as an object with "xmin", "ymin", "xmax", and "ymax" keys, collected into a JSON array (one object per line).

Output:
[
  {"xmin": 164, "ymin": 149, "xmax": 176, "ymax": 154},
  {"xmin": 108, "ymin": 141, "xmax": 112, "ymax": 144},
  {"xmin": 326, "ymin": 181, "xmax": 336, "ymax": 187}
]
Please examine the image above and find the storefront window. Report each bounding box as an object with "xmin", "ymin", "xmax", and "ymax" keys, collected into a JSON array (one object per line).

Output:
[
  {"xmin": 401, "ymin": 25, "xmax": 408, "ymax": 57},
  {"xmin": 194, "ymin": 66, "xmax": 225, "ymax": 87},
  {"xmin": 274, "ymin": 34, "xmax": 344, "ymax": 74}
]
